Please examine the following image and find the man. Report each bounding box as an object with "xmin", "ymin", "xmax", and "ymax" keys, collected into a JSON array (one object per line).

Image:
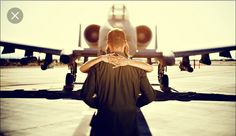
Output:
[{"xmin": 81, "ymin": 28, "xmax": 156, "ymax": 136}]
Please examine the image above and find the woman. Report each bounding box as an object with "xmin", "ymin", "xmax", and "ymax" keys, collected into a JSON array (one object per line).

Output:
[
  {"xmin": 80, "ymin": 28, "xmax": 153, "ymax": 73},
  {"xmin": 80, "ymin": 54, "xmax": 153, "ymax": 73}
]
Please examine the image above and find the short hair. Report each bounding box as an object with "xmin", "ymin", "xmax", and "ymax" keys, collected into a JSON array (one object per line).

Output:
[
  {"xmin": 105, "ymin": 28, "xmax": 129, "ymax": 57},
  {"xmin": 107, "ymin": 28, "xmax": 126, "ymax": 48}
]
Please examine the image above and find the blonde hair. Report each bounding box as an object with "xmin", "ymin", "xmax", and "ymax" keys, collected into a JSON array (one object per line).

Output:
[{"xmin": 105, "ymin": 28, "xmax": 129, "ymax": 57}]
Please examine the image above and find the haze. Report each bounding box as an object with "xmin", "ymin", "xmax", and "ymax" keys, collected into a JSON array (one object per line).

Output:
[{"xmin": 0, "ymin": 1, "xmax": 235, "ymax": 59}]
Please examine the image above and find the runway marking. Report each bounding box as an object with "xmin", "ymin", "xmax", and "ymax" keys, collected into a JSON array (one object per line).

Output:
[{"xmin": 73, "ymin": 114, "xmax": 92, "ymax": 136}]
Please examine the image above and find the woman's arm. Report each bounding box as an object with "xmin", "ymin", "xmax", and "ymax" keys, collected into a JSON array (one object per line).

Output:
[
  {"xmin": 127, "ymin": 59, "xmax": 153, "ymax": 72},
  {"xmin": 112, "ymin": 55, "xmax": 153, "ymax": 72},
  {"xmin": 80, "ymin": 54, "xmax": 153, "ymax": 73},
  {"xmin": 80, "ymin": 54, "xmax": 116, "ymax": 73},
  {"xmin": 80, "ymin": 56, "xmax": 104, "ymax": 73}
]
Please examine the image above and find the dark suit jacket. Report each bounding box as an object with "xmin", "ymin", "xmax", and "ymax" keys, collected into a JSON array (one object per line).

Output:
[{"xmin": 81, "ymin": 61, "xmax": 156, "ymax": 136}]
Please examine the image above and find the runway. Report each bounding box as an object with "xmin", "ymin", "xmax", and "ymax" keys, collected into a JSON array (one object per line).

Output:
[{"xmin": 0, "ymin": 65, "xmax": 235, "ymax": 136}]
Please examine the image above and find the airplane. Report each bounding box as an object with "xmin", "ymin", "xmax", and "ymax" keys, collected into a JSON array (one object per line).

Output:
[{"xmin": 0, "ymin": 4, "xmax": 236, "ymax": 93}]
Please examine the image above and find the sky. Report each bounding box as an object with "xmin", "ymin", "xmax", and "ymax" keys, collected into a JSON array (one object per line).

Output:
[{"xmin": 0, "ymin": 1, "xmax": 235, "ymax": 59}]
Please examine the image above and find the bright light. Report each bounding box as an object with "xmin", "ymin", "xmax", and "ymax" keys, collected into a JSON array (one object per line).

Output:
[{"xmin": 1, "ymin": 1, "xmax": 235, "ymax": 59}]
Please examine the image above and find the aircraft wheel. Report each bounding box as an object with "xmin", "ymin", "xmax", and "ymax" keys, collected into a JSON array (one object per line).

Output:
[
  {"xmin": 161, "ymin": 74, "xmax": 169, "ymax": 87},
  {"xmin": 160, "ymin": 74, "xmax": 171, "ymax": 93},
  {"xmin": 66, "ymin": 73, "xmax": 74, "ymax": 85}
]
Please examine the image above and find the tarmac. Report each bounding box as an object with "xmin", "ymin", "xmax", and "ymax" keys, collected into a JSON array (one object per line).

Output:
[{"xmin": 0, "ymin": 64, "xmax": 235, "ymax": 136}]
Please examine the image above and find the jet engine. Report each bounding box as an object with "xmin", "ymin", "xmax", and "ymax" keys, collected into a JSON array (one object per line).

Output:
[
  {"xmin": 136, "ymin": 25, "xmax": 152, "ymax": 50},
  {"xmin": 84, "ymin": 24, "xmax": 100, "ymax": 49}
]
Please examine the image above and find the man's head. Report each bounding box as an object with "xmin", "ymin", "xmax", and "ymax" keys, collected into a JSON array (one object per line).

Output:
[{"xmin": 106, "ymin": 28, "xmax": 129, "ymax": 57}]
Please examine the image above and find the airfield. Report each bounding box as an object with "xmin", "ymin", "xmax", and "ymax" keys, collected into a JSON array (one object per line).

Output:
[{"xmin": 0, "ymin": 63, "xmax": 235, "ymax": 136}]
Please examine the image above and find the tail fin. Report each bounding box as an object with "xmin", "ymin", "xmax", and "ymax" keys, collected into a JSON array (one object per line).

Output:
[
  {"xmin": 78, "ymin": 24, "xmax": 82, "ymax": 47},
  {"xmin": 155, "ymin": 25, "xmax": 158, "ymax": 50}
]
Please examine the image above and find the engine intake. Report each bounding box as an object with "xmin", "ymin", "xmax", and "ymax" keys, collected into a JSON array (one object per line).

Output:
[
  {"xmin": 136, "ymin": 25, "xmax": 152, "ymax": 49},
  {"xmin": 84, "ymin": 24, "xmax": 100, "ymax": 48}
]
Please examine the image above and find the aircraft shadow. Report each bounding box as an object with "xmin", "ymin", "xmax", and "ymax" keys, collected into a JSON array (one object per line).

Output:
[
  {"xmin": 155, "ymin": 90, "xmax": 236, "ymax": 102},
  {"xmin": 0, "ymin": 89, "xmax": 235, "ymax": 102}
]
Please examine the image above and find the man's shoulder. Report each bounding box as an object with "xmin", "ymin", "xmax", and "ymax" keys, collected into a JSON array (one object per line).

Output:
[
  {"xmin": 130, "ymin": 66, "xmax": 146, "ymax": 74},
  {"xmin": 92, "ymin": 62, "xmax": 112, "ymax": 69},
  {"xmin": 92, "ymin": 62, "xmax": 146, "ymax": 74},
  {"xmin": 119, "ymin": 64, "xmax": 147, "ymax": 75}
]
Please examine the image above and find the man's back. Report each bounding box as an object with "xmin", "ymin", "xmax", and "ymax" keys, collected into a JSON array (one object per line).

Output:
[
  {"xmin": 94, "ymin": 62, "xmax": 146, "ymax": 109},
  {"xmin": 82, "ymin": 61, "xmax": 155, "ymax": 136}
]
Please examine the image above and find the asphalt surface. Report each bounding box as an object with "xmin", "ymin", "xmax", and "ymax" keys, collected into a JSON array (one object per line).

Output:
[{"xmin": 0, "ymin": 65, "xmax": 235, "ymax": 136}]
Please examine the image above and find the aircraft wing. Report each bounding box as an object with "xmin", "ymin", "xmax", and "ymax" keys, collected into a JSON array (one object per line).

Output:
[
  {"xmin": 0, "ymin": 41, "xmax": 99, "ymax": 59},
  {"xmin": 133, "ymin": 45, "xmax": 236, "ymax": 60},
  {"xmin": 0, "ymin": 41, "xmax": 62, "ymax": 55},
  {"xmin": 173, "ymin": 45, "xmax": 236, "ymax": 58},
  {"xmin": 0, "ymin": 41, "xmax": 99, "ymax": 68},
  {"xmin": 1, "ymin": 41, "xmax": 235, "ymax": 63}
]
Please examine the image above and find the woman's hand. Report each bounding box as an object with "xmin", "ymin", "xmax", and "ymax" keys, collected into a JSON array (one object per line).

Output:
[
  {"xmin": 108, "ymin": 54, "xmax": 130, "ymax": 68},
  {"xmin": 101, "ymin": 53, "xmax": 153, "ymax": 72},
  {"xmin": 100, "ymin": 53, "xmax": 114, "ymax": 63}
]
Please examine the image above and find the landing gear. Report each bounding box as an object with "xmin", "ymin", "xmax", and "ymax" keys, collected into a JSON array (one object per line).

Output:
[
  {"xmin": 158, "ymin": 64, "xmax": 171, "ymax": 93},
  {"xmin": 66, "ymin": 73, "xmax": 74, "ymax": 85},
  {"xmin": 63, "ymin": 73, "xmax": 74, "ymax": 91},
  {"xmin": 160, "ymin": 74, "xmax": 170, "ymax": 92},
  {"xmin": 63, "ymin": 62, "xmax": 77, "ymax": 92}
]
